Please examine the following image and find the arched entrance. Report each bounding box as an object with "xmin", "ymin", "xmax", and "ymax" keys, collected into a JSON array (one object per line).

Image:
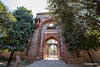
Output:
[
  {"xmin": 43, "ymin": 36, "xmax": 61, "ymax": 59},
  {"xmin": 46, "ymin": 39, "xmax": 58, "ymax": 58}
]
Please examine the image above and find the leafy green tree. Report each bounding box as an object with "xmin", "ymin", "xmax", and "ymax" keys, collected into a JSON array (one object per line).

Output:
[
  {"xmin": 75, "ymin": 1, "xmax": 100, "ymax": 65},
  {"xmin": 47, "ymin": 0, "xmax": 100, "ymax": 66},
  {"xmin": 0, "ymin": 1, "xmax": 16, "ymax": 36},
  {"xmin": 0, "ymin": 6, "xmax": 34, "ymax": 66}
]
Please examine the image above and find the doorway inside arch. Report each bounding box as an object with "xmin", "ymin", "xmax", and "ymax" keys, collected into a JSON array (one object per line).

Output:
[
  {"xmin": 48, "ymin": 45, "xmax": 57, "ymax": 58},
  {"xmin": 43, "ymin": 38, "xmax": 60, "ymax": 59}
]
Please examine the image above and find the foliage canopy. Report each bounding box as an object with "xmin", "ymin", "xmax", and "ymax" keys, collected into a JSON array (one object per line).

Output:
[
  {"xmin": 0, "ymin": 1, "xmax": 16, "ymax": 36},
  {"xmin": 0, "ymin": 6, "xmax": 34, "ymax": 51},
  {"xmin": 47, "ymin": 0, "xmax": 100, "ymax": 51}
]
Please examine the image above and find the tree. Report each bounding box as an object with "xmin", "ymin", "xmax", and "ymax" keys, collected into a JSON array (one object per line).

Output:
[
  {"xmin": 0, "ymin": 1, "xmax": 16, "ymax": 36},
  {"xmin": 0, "ymin": 6, "xmax": 34, "ymax": 66},
  {"xmin": 47, "ymin": 0, "xmax": 100, "ymax": 66}
]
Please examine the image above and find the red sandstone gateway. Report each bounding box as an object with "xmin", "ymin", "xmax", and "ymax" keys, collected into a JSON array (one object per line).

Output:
[{"xmin": 26, "ymin": 12, "xmax": 77, "ymax": 63}]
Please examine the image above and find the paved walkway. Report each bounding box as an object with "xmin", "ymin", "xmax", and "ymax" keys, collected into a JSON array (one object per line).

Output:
[
  {"xmin": 0, "ymin": 59, "xmax": 96, "ymax": 67},
  {"xmin": 27, "ymin": 58, "xmax": 67, "ymax": 67}
]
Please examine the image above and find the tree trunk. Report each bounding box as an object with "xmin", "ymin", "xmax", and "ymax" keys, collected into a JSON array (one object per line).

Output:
[
  {"xmin": 76, "ymin": 50, "xmax": 80, "ymax": 58},
  {"xmin": 6, "ymin": 51, "xmax": 15, "ymax": 66},
  {"xmin": 87, "ymin": 50, "xmax": 96, "ymax": 67}
]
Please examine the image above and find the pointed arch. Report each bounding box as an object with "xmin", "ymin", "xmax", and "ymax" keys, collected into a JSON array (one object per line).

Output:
[
  {"xmin": 40, "ymin": 18, "xmax": 55, "ymax": 25},
  {"xmin": 43, "ymin": 35, "xmax": 61, "ymax": 59},
  {"xmin": 45, "ymin": 35, "xmax": 59, "ymax": 42},
  {"xmin": 40, "ymin": 18, "xmax": 61, "ymax": 27}
]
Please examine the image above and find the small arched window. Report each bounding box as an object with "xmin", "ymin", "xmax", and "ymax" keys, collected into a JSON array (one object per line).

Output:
[
  {"xmin": 47, "ymin": 23, "xmax": 55, "ymax": 29},
  {"xmin": 49, "ymin": 23, "xmax": 54, "ymax": 27}
]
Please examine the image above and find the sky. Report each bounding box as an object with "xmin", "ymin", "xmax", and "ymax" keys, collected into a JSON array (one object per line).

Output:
[{"xmin": 0, "ymin": 0, "xmax": 49, "ymax": 17}]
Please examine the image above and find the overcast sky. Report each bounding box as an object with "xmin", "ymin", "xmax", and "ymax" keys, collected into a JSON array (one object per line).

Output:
[{"xmin": 0, "ymin": 0, "xmax": 49, "ymax": 17}]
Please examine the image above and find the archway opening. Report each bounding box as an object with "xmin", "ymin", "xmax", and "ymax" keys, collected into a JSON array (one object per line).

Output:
[
  {"xmin": 43, "ymin": 38, "xmax": 60, "ymax": 59},
  {"xmin": 48, "ymin": 45, "xmax": 58, "ymax": 58}
]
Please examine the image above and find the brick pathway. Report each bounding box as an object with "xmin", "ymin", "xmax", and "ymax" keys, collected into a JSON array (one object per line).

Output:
[{"xmin": 27, "ymin": 58, "xmax": 67, "ymax": 67}]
